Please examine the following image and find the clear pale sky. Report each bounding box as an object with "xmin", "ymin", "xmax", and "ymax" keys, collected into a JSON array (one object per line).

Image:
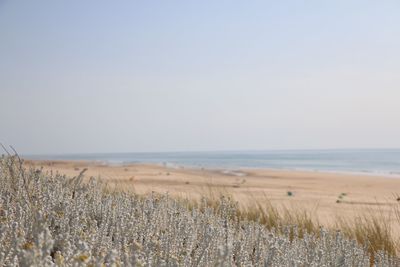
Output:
[{"xmin": 1, "ymin": 1, "xmax": 400, "ymax": 154}]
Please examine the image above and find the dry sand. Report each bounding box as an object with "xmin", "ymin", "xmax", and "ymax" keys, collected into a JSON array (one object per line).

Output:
[{"xmin": 25, "ymin": 160, "xmax": 400, "ymax": 233}]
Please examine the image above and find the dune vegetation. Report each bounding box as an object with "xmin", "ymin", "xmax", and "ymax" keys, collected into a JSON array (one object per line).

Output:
[{"xmin": 0, "ymin": 155, "xmax": 398, "ymax": 266}]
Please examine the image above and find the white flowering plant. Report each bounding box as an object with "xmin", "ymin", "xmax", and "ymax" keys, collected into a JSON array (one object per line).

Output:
[{"xmin": 0, "ymin": 156, "xmax": 397, "ymax": 266}]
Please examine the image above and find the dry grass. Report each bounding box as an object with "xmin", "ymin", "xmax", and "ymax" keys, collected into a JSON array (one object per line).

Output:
[
  {"xmin": 21, "ymin": 157, "xmax": 400, "ymax": 263},
  {"xmin": 236, "ymin": 200, "xmax": 320, "ymax": 240},
  {"xmin": 171, "ymin": 185, "xmax": 399, "ymax": 263},
  {"xmin": 336, "ymin": 208, "xmax": 397, "ymax": 264},
  {"xmin": 2, "ymin": 155, "xmax": 383, "ymax": 266}
]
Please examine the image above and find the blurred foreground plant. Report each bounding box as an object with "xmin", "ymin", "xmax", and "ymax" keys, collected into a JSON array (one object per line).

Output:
[{"xmin": 0, "ymin": 155, "xmax": 397, "ymax": 266}]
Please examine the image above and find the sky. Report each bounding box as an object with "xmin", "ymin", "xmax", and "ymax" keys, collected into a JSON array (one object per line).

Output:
[{"xmin": 1, "ymin": 1, "xmax": 400, "ymax": 154}]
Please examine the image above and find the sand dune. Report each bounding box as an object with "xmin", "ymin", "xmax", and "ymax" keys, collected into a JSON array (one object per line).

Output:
[{"xmin": 25, "ymin": 160, "xmax": 400, "ymax": 234}]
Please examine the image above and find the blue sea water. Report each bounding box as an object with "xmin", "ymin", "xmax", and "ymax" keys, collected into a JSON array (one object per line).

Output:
[{"xmin": 23, "ymin": 149, "xmax": 400, "ymax": 176}]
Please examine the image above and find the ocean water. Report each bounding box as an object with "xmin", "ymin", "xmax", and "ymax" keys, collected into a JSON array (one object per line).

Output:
[{"xmin": 23, "ymin": 149, "xmax": 400, "ymax": 176}]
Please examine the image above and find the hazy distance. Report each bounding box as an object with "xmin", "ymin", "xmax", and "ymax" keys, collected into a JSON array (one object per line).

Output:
[{"xmin": 1, "ymin": 1, "xmax": 399, "ymax": 154}]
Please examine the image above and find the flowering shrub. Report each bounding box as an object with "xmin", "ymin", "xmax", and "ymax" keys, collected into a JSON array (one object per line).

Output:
[{"xmin": 0, "ymin": 156, "xmax": 397, "ymax": 266}]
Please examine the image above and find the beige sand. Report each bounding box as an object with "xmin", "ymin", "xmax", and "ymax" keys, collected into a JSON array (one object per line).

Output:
[{"xmin": 25, "ymin": 160, "xmax": 400, "ymax": 233}]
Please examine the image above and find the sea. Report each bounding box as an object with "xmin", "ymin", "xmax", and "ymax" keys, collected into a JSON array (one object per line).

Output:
[{"xmin": 23, "ymin": 149, "xmax": 400, "ymax": 177}]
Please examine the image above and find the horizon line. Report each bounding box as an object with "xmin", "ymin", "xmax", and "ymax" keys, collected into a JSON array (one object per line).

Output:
[{"xmin": 19, "ymin": 147, "xmax": 400, "ymax": 157}]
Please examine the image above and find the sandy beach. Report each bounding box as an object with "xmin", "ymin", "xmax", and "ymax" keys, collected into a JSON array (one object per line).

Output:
[{"xmin": 25, "ymin": 160, "xmax": 400, "ymax": 233}]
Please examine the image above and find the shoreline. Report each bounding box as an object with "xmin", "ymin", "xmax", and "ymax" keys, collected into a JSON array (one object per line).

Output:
[
  {"xmin": 25, "ymin": 158, "xmax": 400, "ymax": 179},
  {"xmin": 21, "ymin": 148, "xmax": 400, "ymax": 179}
]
